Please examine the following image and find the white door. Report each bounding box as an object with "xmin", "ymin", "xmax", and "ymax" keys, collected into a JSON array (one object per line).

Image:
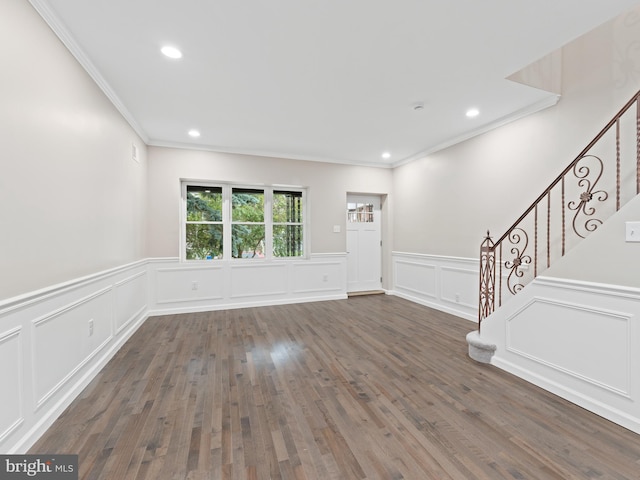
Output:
[{"xmin": 346, "ymin": 195, "xmax": 382, "ymax": 293}]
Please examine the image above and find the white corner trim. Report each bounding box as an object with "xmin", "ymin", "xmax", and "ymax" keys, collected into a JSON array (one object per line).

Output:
[{"xmin": 27, "ymin": 0, "xmax": 149, "ymax": 144}]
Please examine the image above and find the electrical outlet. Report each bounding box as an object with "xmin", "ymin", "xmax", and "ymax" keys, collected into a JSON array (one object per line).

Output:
[
  {"xmin": 323, "ymin": 275, "xmax": 328, "ymax": 282},
  {"xmin": 192, "ymin": 281, "xmax": 199, "ymax": 290},
  {"xmin": 455, "ymin": 293, "xmax": 460, "ymax": 303},
  {"xmin": 88, "ymin": 319, "xmax": 94, "ymax": 336}
]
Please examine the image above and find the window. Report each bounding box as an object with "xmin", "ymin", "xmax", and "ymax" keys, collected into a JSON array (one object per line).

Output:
[
  {"xmin": 232, "ymin": 188, "xmax": 265, "ymax": 258},
  {"xmin": 273, "ymin": 190, "xmax": 303, "ymax": 257},
  {"xmin": 347, "ymin": 202, "xmax": 374, "ymax": 222},
  {"xmin": 185, "ymin": 186, "xmax": 223, "ymax": 260},
  {"xmin": 183, "ymin": 183, "xmax": 306, "ymax": 260}
]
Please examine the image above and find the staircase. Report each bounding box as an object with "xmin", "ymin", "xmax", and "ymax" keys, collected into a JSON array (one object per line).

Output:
[
  {"xmin": 477, "ymin": 89, "xmax": 640, "ymax": 331},
  {"xmin": 467, "ymin": 89, "xmax": 640, "ymax": 435}
]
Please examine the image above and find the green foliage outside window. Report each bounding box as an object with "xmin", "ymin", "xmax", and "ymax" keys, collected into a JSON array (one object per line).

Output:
[
  {"xmin": 186, "ymin": 187, "xmax": 223, "ymax": 260},
  {"xmin": 185, "ymin": 185, "xmax": 304, "ymax": 260},
  {"xmin": 273, "ymin": 191, "xmax": 303, "ymax": 257}
]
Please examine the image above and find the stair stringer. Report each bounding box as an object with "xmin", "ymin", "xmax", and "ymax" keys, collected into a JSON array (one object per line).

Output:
[{"xmin": 478, "ymin": 196, "xmax": 640, "ymax": 434}]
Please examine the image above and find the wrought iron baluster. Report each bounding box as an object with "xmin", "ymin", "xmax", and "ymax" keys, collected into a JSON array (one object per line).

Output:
[
  {"xmin": 504, "ymin": 228, "xmax": 532, "ymax": 295},
  {"xmin": 478, "ymin": 90, "xmax": 640, "ymax": 326},
  {"xmin": 567, "ymin": 155, "xmax": 608, "ymax": 238},
  {"xmin": 534, "ymin": 204, "xmax": 538, "ymax": 277},
  {"xmin": 478, "ymin": 232, "xmax": 495, "ymax": 327},
  {"xmin": 616, "ymin": 118, "xmax": 621, "ymax": 211}
]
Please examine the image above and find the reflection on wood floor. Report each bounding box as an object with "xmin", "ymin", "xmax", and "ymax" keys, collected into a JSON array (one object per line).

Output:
[{"xmin": 30, "ymin": 295, "xmax": 640, "ymax": 479}]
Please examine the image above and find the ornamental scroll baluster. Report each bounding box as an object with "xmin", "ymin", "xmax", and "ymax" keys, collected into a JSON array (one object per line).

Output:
[
  {"xmin": 504, "ymin": 228, "xmax": 532, "ymax": 295},
  {"xmin": 567, "ymin": 155, "xmax": 608, "ymax": 238},
  {"xmin": 478, "ymin": 91, "xmax": 640, "ymax": 327}
]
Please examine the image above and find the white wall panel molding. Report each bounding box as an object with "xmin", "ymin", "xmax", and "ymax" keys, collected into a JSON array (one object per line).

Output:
[
  {"xmin": 148, "ymin": 254, "xmax": 348, "ymax": 316},
  {"xmin": 0, "ymin": 260, "xmax": 148, "ymax": 317},
  {"xmin": 0, "ymin": 260, "xmax": 148, "ymax": 454},
  {"xmin": 536, "ymin": 276, "xmax": 640, "ymax": 299},
  {"xmin": 394, "ymin": 260, "xmax": 437, "ymax": 298},
  {"xmin": 480, "ymin": 277, "xmax": 640, "ymax": 435},
  {"xmin": 506, "ymin": 297, "xmax": 632, "ymax": 397},
  {"xmin": 114, "ymin": 271, "xmax": 148, "ymax": 334},
  {"xmin": 0, "ymin": 327, "xmax": 23, "ymax": 444},
  {"xmin": 231, "ymin": 263, "xmax": 288, "ymax": 298},
  {"xmin": 156, "ymin": 265, "xmax": 225, "ymax": 304},
  {"xmin": 32, "ymin": 287, "xmax": 113, "ymax": 409},
  {"xmin": 292, "ymin": 261, "xmax": 344, "ymax": 294},
  {"xmin": 390, "ymin": 252, "xmax": 477, "ymax": 322},
  {"xmin": 440, "ymin": 266, "xmax": 477, "ymax": 309}
]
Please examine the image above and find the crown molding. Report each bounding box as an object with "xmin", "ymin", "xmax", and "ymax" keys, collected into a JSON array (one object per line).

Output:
[
  {"xmin": 392, "ymin": 93, "xmax": 561, "ymax": 168},
  {"xmin": 28, "ymin": 0, "xmax": 150, "ymax": 143}
]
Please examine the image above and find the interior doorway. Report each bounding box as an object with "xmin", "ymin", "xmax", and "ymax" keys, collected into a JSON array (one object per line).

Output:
[{"xmin": 346, "ymin": 194, "xmax": 382, "ymax": 293}]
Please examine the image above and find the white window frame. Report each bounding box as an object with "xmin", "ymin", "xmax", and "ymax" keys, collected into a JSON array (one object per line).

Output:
[{"xmin": 181, "ymin": 181, "xmax": 308, "ymax": 261}]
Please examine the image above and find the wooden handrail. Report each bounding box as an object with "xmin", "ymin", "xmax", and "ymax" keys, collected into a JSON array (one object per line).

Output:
[
  {"xmin": 494, "ymin": 90, "xmax": 640, "ymax": 247},
  {"xmin": 479, "ymin": 89, "xmax": 640, "ymax": 322}
]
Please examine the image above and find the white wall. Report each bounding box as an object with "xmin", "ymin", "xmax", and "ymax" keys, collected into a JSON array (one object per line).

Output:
[
  {"xmin": 146, "ymin": 146, "xmax": 393, "ymax": 285},
  {"xmin": 392, "ymin": 7, "xmax": 640, "ymax": 264},
  {"xmin": 545, "ymin": 193, "xmax": 640, "ymax": 288},
  {"xmin": 0, "ymin": 0, "xmax": 147, "ymax": 301}
]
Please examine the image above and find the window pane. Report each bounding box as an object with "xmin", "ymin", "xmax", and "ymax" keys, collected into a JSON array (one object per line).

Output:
[
  {"xmin": 348, "ymin": 202, "xmax": 373, "ymax": 223},
  {"xmin": 232, "ymin": 188, "xmax": 264, "ymax": 222},
  {"xmin": 232, "ymin": 224, "xmax": 265, "ymax": 258},
  {"xmin": 186, "ymin": 224, "xmax": 223, "ymax": 260},
  {"xmin": 187, "ymin": 186, "xmax": 222, "ymax": 222},
  {"xmin": 273, "ymin": 225, "xmax": 303, "ymax": 257},
  {"xmin": 273, "ymin": 190, "xmax": 303, "ymax": 223}
]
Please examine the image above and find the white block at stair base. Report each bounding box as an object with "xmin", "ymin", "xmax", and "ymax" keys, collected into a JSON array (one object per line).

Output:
[{"xmin": 466, "ymin": 330, "xmax": 496, "ymax": 363}]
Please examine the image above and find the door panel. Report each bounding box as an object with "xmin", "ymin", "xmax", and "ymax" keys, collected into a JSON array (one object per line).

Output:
[{"xmin": 347, "ymin": 195, "xmax": 381, "ymax": 292}]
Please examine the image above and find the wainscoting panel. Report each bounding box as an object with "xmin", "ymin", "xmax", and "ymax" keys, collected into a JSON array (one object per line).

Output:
[
  {"xmin": 481, "ymin": 276, "xmax": 640, "ymax": 434},
  {"xmin": 292, "ymin": 261, "xmax": 344, "ymax": 294},
  {"xmin": 441, "ymin": 266, "xmax": 477, "ymax": 310},
  {"xmin": 231, "ymin": 263, "xmax": 288, "ymax": 298},
  {"xmin": 0, "ymin": 327, "xmax": 23, "ymax": 444},
  {"xmin": 394, "ymin": 261, "xmax": 437, "ymax": 298},
  {"xmin": 156, "ymin": 265, "xmax": 225, "ymax": 304},
  {"xmin": 506, "ymin": 298, "xmax": 630, "ymax": 396},
  {"xmin": 149, "ymin": 254, "xmax": 348, "ymax": 314},
  {"xmin": 114, "ymin": 271, "xmax": 148, "ymax": 334},
  {"xmin": 391, "ymin": 252, "xmax": 477, "ymax": 322},
  {"xmin": 32, "ymin": 287, "xmax": 113, "ymax": 408},
  {"xmin": 0, "ymin": 260, "xmax": 148, "ymax": 453}
]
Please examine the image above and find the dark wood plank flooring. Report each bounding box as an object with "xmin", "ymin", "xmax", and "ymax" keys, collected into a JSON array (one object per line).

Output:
[{"xmin": 29, "ymin": 296, "xmax": 640, "ymax": 479}]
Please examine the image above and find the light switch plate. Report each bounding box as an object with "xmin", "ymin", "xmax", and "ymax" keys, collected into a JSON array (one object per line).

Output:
[
  {"xmin": 333, "ymin": 225, "xmax": 341, "ymax": 233},
  {"xmin": 625, "ymin": 221, "xmax": 640, "ymax": 242}
]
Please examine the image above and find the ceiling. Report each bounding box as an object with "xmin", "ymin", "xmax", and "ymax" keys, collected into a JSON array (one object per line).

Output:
[{"xmin": 30, "ymin": 0, "xmax": 640, "ymax": 167}]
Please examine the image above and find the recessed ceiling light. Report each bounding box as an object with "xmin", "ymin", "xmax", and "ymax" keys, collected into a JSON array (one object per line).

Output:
[
  {"xmin": 161, "ymin": 45, "xmax": 183, "ymax": 59},
  {"xmin": 382, "ymin": 152, "xmax": 391, "ymax": 159},
  {"xmin": 466, "ymin": 108, "xmax": 480, "ymax": 118},
  {"xmin": 188, "ymin": 129, "xmax": 201, "ymax": 138}
]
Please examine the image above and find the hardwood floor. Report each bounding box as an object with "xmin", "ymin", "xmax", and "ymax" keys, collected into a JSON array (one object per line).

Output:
[{"xmin": 30, "ymin": 296, "xmax": 640, "ymax": 479}]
